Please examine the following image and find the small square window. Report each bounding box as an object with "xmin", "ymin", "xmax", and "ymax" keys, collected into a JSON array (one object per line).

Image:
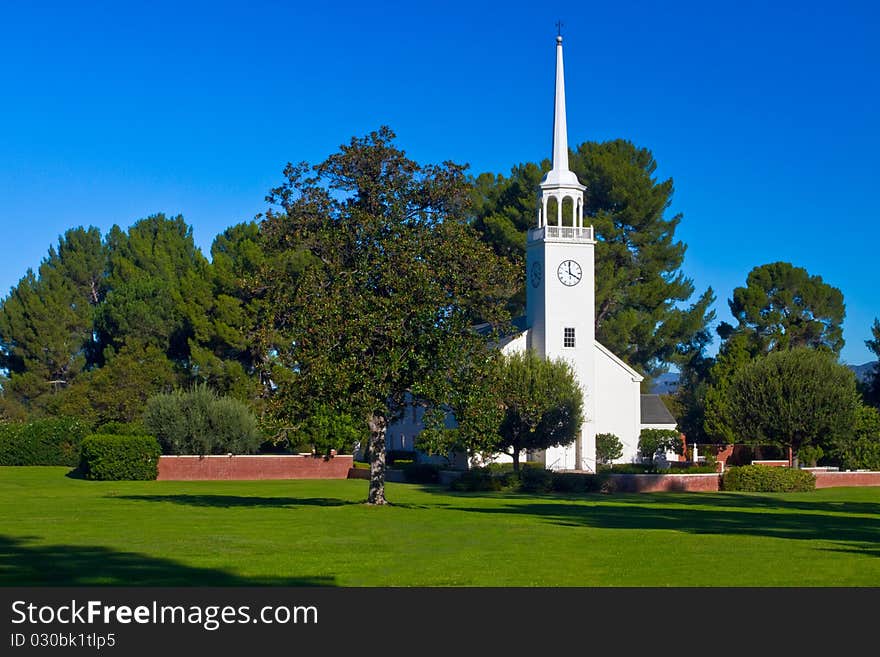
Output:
[{"xmin": 564, "ymin": 327, "xmax": 576, "ymax": 348}]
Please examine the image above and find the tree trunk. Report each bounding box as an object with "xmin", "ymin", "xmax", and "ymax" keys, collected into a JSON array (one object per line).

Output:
[
  {"xmin": 512, "ymin": 445, "xmax": 521, "ymax": 473},
  {"xmin": 367, "ymin": 414, "xmax": 388, "ymax": 505}
]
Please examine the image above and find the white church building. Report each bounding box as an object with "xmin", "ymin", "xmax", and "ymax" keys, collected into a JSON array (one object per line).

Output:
[{"xmin": 387, "ymin": 34, "xmax": 677, "ymax": 472}]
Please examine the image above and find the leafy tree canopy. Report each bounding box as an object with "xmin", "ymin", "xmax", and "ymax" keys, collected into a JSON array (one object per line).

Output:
[
  {"xmin": 260, "ymin": 126, "xmax": 518, "ymax": 504},
  {"xmin": 717, "ymin": 261, "xmax": 845, "ymax": 356},
  {"xmin": 706, "ymin": 347, "xmax": 860, "ymax": 457}
]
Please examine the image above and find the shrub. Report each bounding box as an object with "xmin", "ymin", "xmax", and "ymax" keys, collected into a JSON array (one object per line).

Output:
[
  {"xmin": 298, "ymin": 404, "xmax": 365, "ymax": 456},
  {"xmin": 486, "ymin": 461, "xmax": 544, "ymax": 473},
  {"xmin": 95, "ymin": 421, "xmax": 150, "ymax": 436},
  {"xmin": 596, "ymin": 432, "xmax": 623, "ymax": 464},
  {"xmin": 830, "ymin": 405, "xmax": 880, "ymax": 471},
  {"xmin": 721, "ymin": 465, "xmax": 815, "ymax": 492},
  {"xmin": 599, "ymin": 462, "xmax": 717, "ymax": 475},
  {"xmin": 638, "ymin": 428, "xmax": 683, "ymax": 461},
  {"xmin": 551, "ymin": 472, "xmax": 607, "ymax": 493},
  {"xmin": 401, "ymin": 463, "xmax": 441, "ymax": 484},
  {"xmin": 450, "ymin": 467, "xmax": 502, "ymax": 492},
  {"xmin": 519, "ymin": 465, "xmax": 553, "ymax": 493},
  {"xmin": 0, "ymin": 418, "xmax": 90, "ymax": 466},
  {"xmin": 797, "ymin": 444, "xmax": 824, "ymax": 468},
  {"xmin": 386, "ymin": 450, "xmax": 417, "ymax": 466},
  {"xmin": 143, "ymin": 384, "xmax": 263, "ymax": 455},
  {"xmin": 79, "ymin": 434, "xmax": 161, "ymax": 481}
]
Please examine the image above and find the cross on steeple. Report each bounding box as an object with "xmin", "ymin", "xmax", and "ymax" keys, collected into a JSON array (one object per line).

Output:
[{"xmin": 556, "ymin": 20, "xmax": 563, "ymax": 37}]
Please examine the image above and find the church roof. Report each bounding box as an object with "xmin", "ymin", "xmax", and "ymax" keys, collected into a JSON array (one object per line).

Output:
[
  {"xmin": 473, "ymin": 316, "xmax": 529, "ymax": 349},
  {"xmin": 640, "ymin": 394, "xmax": 677, "ymax": 426}
]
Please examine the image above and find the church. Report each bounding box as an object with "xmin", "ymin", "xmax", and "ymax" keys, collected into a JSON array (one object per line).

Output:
[{"xmin": 387, "ymin": 34, "xmax": 677, "ymax": 471}]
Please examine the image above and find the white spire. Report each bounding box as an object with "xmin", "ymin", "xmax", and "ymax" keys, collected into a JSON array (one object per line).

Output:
[{"xmin": 541, "ymin": 34, "xmax": 581, "ymax": 188}]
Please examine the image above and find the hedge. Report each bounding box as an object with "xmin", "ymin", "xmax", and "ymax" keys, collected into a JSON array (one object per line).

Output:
[
  {"xmin": 79, "ymin": 434, "xmax": 162, "ymax": 481},
  {"xmin": 401, "ymin": 463, "xmax": 441, "ymax": 484},
  {"xmin": 721, "ymin": 465, "xmax": 815, "ymax": 492},
  {"xmin": 0, "ymin": 418, "xmax": 90, "ymax": 466}
]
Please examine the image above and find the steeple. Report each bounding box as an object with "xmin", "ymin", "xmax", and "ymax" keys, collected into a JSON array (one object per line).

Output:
[
  {"xmin": 544, "ymin": 35, "xmax": 580, "ymax": 186},
  {"xmin": 536, "ymin": 32, "xmax": 586, "ymax": 230}
]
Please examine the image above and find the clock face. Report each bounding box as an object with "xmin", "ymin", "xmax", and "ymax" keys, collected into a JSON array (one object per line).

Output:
[
  {"xmin": 530, "ymin": 261, "xmax": 543, "ymax": 288},
  {"xmin": 557, "ymin": 260, "xmax": 582, "ymax": 286}
]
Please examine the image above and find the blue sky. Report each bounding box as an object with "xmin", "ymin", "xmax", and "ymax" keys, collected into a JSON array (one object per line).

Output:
[{"xmin": 1, "ymin": 1, "xmax": 877, "ymax": 365}]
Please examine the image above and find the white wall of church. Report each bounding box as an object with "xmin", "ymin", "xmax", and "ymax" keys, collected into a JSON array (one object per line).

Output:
[{"xmin": 594, "ymin": 343, "xmax": 643, "ymax": 464}]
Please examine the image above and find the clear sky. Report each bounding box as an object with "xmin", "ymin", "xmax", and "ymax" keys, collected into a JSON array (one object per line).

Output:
[{"xmin": 1, "ymin": 0, "xmax": 877, "ymax": 365}]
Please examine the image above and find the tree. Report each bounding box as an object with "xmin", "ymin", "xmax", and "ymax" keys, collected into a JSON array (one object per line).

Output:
[
  {"xmin": 865, "ymin": 319, "xmax": 880, "ymax": 406},
  {"xmin": 483, "ymin": 350, "xmax": 584, "ymax": 472},
  {"xmin": 98, "ymin": 214, "xmax": 213, "ymax": 364},
  {"xmin": 696, "ymin": 262, "xmax": 848, "ymax": 445},
  {"xmin": 596, "ymin": 432, "xmax": 623, "ymax": 465},
  {"xmin": 829, "ymin": 405, "xmax": 880, "ymax": 471},
  {"xmin": 471, "ymin": 139, "xmax": 715, "ymax": 383},
  {"xmin": 189, "ymin": 222, "xmax": 281, "ymax": 406},
  {"xmin": 711, "ymin": 348, "xmax": 860, "ymax": 461},
  {"xmin": 638, "ymin": 428, "xmax": 683, "ymax": 462},
  {"xmin": 717, "ymin": 261, "xmax": 845, "ymax": 356},
  {"xmin": 52, "ymin": 340, "xmax": 181, "ymax": 427},
  {"xmin": 260, "ymin": 127, "xmax": 517, "ymax": 504},
  {"xmin": 297, "ymin": 404, "xmax": 366, "ymax": 457},
  {"xmin": 0, "ymin": 227, "xmax": 106, "ymax": 413}
]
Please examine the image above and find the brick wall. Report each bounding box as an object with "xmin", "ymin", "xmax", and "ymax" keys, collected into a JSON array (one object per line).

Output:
[
  {"xmin": 607, "ymin": 473, "xmax": 721, "ymax": 492},
  {"xmin": 812, "ymin": 471, "xmax": 880, "ymax": 488},
  {"xmin": 157, "ymin": 455, "xmax": 353, "ymax": 481}
]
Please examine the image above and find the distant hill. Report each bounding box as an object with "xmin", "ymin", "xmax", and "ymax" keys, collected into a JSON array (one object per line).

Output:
[
  {"xmin": 650, "ymin": 361, "xmax": 877, "ymax": 394},
  {"xmin": 851, "ymin": 361, "xmax": 878, "ymax": 384}
]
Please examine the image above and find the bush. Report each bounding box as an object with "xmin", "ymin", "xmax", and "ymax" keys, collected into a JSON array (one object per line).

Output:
[
  {"xmin": 638, "ymin": 428, "xmax": 683, "ymax": 461},
  {"xmin": 450, "ymin": 467, "xmax": 502, "ymax": 492},
  {"xmin": 598, "ymin": 462, "xmax": 717, "ymax": 475},
  {"xmin": 596, "ymin": 432, "xmax": 623, "ymax": 464},
  {"xmin": 485, "ymin": 461, "xmax": 543, "ymax": 473},
  {"xmin": 0, "ymin": 418, "xmax": 90, "ymax": 466},
  {"xmin": 551, "ymin": 472, "xmax": 607, "ymax": 493},
  {"xmin": 386, "ymin": 450, "xmax": 418, "ymax": 466},
  {"xmin": 79, "ymin": 434, "xmax": 161, "ymax": 481},
  {"xmin": 519, "ymin": 465, "xmax": 553, "ymax": 493},
  {"xmin": 401, "ymin": 463, "xmax": 441, "ymax": 484},
  {"xmin": 721, "ymin": 465, "xmax": 815, "ymax": 492},
  {"xmin": 95, "ymin": 421, "xmax": 150, "ymax": 436},
  {"xmin": 299, "ymin": 404, "xmax": 364, "ymax": 456},
  {"xmin": 830, "ymin": 406, "xmax": 880, "ymax": 471},
  {"xmin": 143, "ymin": 384, "xmax": 263, "ymax": 455}
]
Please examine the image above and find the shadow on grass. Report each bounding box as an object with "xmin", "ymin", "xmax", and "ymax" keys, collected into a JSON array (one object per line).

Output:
[
  {"xmin": 114, "ymin": 495, "xmax": 357, "ymax": 509},
  {"xmin": 0, "ymin": 535, "xmax": 336, "ymax": 586},
  {"xmin": 591, "ymin": 492, "xmax": 880, "ymax": 518},
  {"xmin": 115, "ymin": 493, "xmax": 434, "ymax": 510},
  {"xmin": 447, "ymin": 496, "xmax": 880, "ymax": 555}
]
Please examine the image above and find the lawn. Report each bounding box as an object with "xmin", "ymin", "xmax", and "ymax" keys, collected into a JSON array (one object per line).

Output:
[{"xmin": 2, "ymin": 466, "xmax": 879, "ymax": 586}]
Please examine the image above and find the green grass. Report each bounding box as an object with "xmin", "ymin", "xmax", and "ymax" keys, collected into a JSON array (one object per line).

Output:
[{"xmin": 2, "ymin": 466, "xmax": 880, "ymax": 586}]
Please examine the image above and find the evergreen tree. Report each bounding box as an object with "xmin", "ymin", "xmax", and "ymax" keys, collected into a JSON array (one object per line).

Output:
[
  {"xmin": 97, "ymin": 214, "xmax": 213, "ymax": 364},
  {"xmin": 717, "ymin": 261, "xmax": 845, "ymax": 355},
  {"xmin": 0, "ymin": 227, "xmax": 106, "ymax": 414},
  {"xmin": 866, "ymin": 319, "xmax": 880, "ymax": 407}
]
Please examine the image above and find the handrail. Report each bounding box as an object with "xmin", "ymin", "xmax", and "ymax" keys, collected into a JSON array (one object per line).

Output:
[{"xmin": 527, "ymin": 225, "xmax": 594, "ymax": 242}]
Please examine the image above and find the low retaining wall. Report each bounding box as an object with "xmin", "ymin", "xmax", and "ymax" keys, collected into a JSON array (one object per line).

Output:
[
  {"xmin": 812, "ymin": 471, "xmax": 880, "ymax": 489},
  {"xmin": 607, "ymin": 473, "xmax": 720, "ymax": 493},
  {"xmin": 157, "ymin": 455, "xmax": 353, "ymax": 481}
]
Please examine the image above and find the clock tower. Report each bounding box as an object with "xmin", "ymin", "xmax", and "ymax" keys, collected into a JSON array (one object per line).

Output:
[{"xmin": 525, "ymin": 34, "xmax": 597, "ymax": 471}]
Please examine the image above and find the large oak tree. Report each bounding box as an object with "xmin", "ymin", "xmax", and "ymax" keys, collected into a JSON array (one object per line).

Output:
[{"xmin": 260, "ymin": 127, "xmax": 517, "ymax": 504}]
